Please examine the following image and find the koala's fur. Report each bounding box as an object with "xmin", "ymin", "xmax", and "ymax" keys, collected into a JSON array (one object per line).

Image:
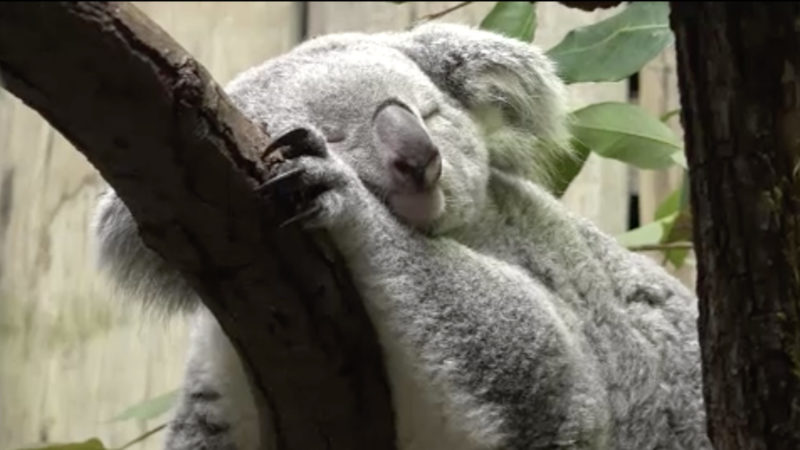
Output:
[{"xmin": 92, "ymin": 23, "xmax": 711, "ymax": 450}]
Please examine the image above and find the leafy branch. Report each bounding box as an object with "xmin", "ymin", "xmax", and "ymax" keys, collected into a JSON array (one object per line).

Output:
[
  {"xmin": 628, "ymin": 242, "xmax": 693, "ymax": 252},
  {"xmin": 414, "ymin": 1, "xmax": 473, "ymax": 23}
]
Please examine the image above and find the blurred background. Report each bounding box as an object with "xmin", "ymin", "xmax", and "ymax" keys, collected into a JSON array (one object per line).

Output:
[{"xmin": 0, "ymin": 2, "xmax": 688, "ymax": 449}]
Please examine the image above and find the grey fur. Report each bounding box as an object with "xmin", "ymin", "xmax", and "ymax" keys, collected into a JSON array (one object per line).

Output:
[{"xmin": 92, "ymin": 23, "xmax": 710, "ymax": 450}]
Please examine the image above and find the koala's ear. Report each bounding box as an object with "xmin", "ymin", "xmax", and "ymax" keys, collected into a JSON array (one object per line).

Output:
[{"xmin": 388, "ymin": 23, "xmax": 569, "ymax": 146}]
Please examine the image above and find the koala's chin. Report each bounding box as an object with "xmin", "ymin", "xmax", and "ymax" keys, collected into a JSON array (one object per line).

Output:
[{"xmin": 388, "ymin": 187, "xmax": 446, "ymax": 229}]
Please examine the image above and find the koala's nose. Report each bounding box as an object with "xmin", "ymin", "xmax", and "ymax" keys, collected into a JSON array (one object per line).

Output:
[
  {"xmin": 391, "ymin": 152, "xmax": 442, "ymax": 191},
  {"xmin": 373, "ymin": 100, "xmax": 442, "ymax": 191}
]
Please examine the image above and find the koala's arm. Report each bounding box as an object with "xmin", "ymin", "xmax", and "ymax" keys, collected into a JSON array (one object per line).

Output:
[
  {"xmin": 336, "ymin": 200, "xmax": 609, "ymax": 449},
  {"xmin": 265, "ymin": 148, "xmax": 611, "ymax": 449},
  {"xmin": 92, "ymin": 188, "xmax": 198, "ymax": 311}
]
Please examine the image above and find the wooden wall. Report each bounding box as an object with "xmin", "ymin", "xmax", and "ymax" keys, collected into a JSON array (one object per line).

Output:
[{"xmin": 0, "ymin": 3, "xmax": 685, "ymax": 449}]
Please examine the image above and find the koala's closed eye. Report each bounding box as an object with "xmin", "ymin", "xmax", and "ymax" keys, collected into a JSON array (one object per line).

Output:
[
  {"xmin": 322, "ymin": 125, "xmax": 347, "ymax": 143},
  {"xmin": 421, "ymin": 104, "xmax": 441, "ymax": 121}
]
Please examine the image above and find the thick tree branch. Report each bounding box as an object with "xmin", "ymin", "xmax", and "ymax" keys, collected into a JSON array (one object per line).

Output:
[
  {"xmin": 671, "ymin": 3, "xmax": 800, "ymax": 448},
  {"xmin": 0, "ymin": 2, "xmax": 394, "ymax": 449}
]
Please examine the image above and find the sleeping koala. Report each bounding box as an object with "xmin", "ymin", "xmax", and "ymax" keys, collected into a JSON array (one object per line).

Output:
[{"xmin": 93, "ymin": 22, "xmax": 711, "ymax": 450}]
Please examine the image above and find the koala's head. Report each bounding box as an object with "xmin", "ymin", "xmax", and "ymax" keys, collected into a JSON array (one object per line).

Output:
[{"xmin": 226, "ymin": 23, "xmax": 569, "ymax": 234}]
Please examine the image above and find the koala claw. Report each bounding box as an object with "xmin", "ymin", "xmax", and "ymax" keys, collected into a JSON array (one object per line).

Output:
[
  {"xmin": 256, "ymin": 126, "xmax": 355, "ymax": 230},
  {"xmin": 262, "ymin": 126, "xmax": 328, "ymax": 161},
  {"xmin": 279, "ymin": 204, "xmax": 324, "ymax": 229},
  {"xmin": 255, "ymin": 167, "xmax": 304, "ymax": 195},
  {"xmin": 257, "ymin": 160, "xmax": 327, "ymax": 228}
]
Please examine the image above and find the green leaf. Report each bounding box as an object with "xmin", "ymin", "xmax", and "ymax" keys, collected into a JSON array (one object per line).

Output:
[
  {"xmin": 622, "ymin": 178, "xmax": 693, "ymax": 267},
  {"xmin": 111, "ymin": 389, "xmax": 179, "ymax": 422},
  {"xmin": 15, "ymin": 438, "xmax": 106, "ymax": 450},
  {"xmin": 545, "ymin": 2, "xmax": 673, "ymax": 83},
  {"xmin": 117, "ymin": 424, "xmax": 169, "ymax": 450},
  {"xmin": 660, "ymin": 108, "xmax": 681, "ymax": 123},
  {"xmin": 570, "ymin": 102, "xmax": 683, "ymax": 170},
  {"xmin": 660, "ymin": 175, "xmax": 693, "ymax": 267},
  {"xmin": 678, "ymin": 170, "xmax": 690, "ymax": 210},
  {"xmin": 620, "ymin": 172, "xmax": 694, "ymax": 267},
  {"xmin": 617, "ymin": 213, "xmax": 675, "ymax": 248},
  {"xmin": 654, "ymin": 186, "xmax": 680, "ymax": 220},
  {"xmin": 550, "ymin": 137, "xmax": 591, "ymax": 197},
  {"xmin": 659, "ymin": 209, "xmax": 692, "ymax": 268},
  {"xmin": 670, "ymin": 151, "xmax": 687, "ymax": 169},
  {"xmin": 480, "ymin": 2, "xmax": 537, "ymax": 42},
  {"xmin": 664, "ymin": 248, "xmax": 689, "ymax": 268},
  {"xmin": 661, "ymin": 212, "xmax": 692, "ymax": 267}
]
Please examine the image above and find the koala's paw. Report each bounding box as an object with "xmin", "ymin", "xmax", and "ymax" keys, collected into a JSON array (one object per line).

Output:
[{"xmin": 257, "ymin": 127, "xmax": 362, "ymax": 229}]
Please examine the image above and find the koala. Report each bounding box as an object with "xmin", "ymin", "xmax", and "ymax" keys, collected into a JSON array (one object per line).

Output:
[{"xmin": 93, "ymin": 22, "xmax": 711, "ymax": 450}]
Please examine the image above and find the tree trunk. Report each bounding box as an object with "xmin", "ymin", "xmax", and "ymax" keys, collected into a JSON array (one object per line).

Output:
[
  {"xmin": 0, "ymin": 3, "xmax": 395, "ymax": 449},
  {"xmin": 671, "ymin": 3, "xmax": 800, "ymax": 449}
]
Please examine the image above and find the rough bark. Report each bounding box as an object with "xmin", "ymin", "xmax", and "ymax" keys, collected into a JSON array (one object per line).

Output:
[
  {"xmin": 671, "ymin": 3, "xmax": 800, "ymax": 449},
  {"xmin": 0, "ymin": 2, "xmax": 395, "ymax": 449}
]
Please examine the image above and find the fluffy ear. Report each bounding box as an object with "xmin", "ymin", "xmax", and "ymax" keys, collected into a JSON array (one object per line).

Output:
[{"xmin": 388, "ymin": 23, "xmax": 573, "ymax": 187}]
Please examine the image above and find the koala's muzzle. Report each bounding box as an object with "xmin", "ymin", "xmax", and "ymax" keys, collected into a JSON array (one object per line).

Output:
[{"xmin": 373, "ymin": 100, "xmax": 442, "ymax": 193}]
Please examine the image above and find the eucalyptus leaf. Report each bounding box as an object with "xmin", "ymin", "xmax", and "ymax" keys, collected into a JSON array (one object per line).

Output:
[
  {"xmin": 660, "ymin": 176, "xmax": 693, "ymax": 267},
  {"xmin": 617, "ymin": 209, "xmax": 691, "ymax": 268},
  {"xmin": 660, "ymin": 108, "xmax": 681, "ymax": 122},
  {"xmin": 670, "ymin": 151, "xmax": 687, "ymax": 169},
  {"xmin": 678, "ymin": 170, "xmax": 690, "ymax": 209},
  {"xmin": 546, "ymin": 2, "xmax": 673, "ymax": 83},
  {"xmin": 551, "ymin": 137, "xmax": 591, "ymax": 198},
  {"xmin": 111, "ymin": 389, "xmax": 179, "ymax": 422},
  {"xmin": 654, "ymin": 185, "xmax": 681, "ymax": 220},
  {"xmin": 15, "ymin": 438, "xmax": 106, "ymax": 450},
  {"xmin": 661, "ymin": 211, "xmax": 692, "ymax": 268},
  {"xmin": 634, "ymin": 178, "xmax": 693, "ymax": 267},
  {"xmin": 570, "ymin": 102, "xmax": 683, "ymax": 170},
  {"xmin": 480, "ymin": 2, "xmax": 537, "ymax": 42},
  {"xmin": 664, "ymin": 248, "xmax": 689, "ymax": 268},
  {"xmin": 117, "ymin": 424, "xmax": 169, "ymax": 450},
  {"xmin": 617, "ymin": 213, "xmax": 675, "ymax": 248}
]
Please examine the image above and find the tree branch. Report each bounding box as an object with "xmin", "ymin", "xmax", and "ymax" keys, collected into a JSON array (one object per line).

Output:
[
  {"xmin": 627, "ymin": 242, "xmax": 694, "ymax": 252},
  {"xmin": 0, "ymin": 2, "xmax": 394, "ymax": 449},
  {"xmin": 414, "ymin": 1, "xmax": 472, "ymax": 23}
]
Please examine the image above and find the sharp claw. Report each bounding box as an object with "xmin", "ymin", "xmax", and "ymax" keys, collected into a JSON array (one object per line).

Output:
[
  {"xmin": 262, "ymin": 127, "xmax": 327, "ymax": 160},
  {"xmin": 286, "ymin": 132, "xmax": 327, "ymax": 158},
  {"xmin": 256, "ymin": 167, "xmax": 304, "ymax": 194},
  {"xmin": 264, "ymin": 128, "xmax": 310, "ymax": 156},
  {"xmin": 279, "ymin": 204, "xmax": 323, "ymax": 228}
]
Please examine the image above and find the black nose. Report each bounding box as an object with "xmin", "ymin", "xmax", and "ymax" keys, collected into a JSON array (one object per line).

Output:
[
  {"xmin": 373, "ymin": 100, "xmax": 442, "ymax": 191},
  {"xmin": 391, "ymin": 152, "xmax": 441, "ymax": 190}
]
